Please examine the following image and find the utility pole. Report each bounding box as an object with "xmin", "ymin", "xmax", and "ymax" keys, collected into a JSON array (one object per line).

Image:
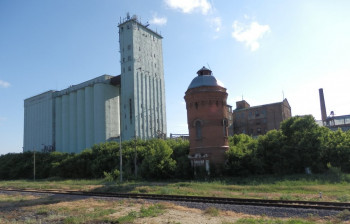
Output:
[
  {"xmin": 119, "ymin": 135, "xmax": 123, "ymax": 182},
  {"xmin": 33, "ymin": 148, "xmax": 36, "ymax": 181},
  {"xmin": 134, "ymin": 129, "xmax": 138, "ymax": 178}
]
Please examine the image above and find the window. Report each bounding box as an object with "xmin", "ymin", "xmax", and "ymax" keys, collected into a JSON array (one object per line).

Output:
[
  {"xmin": 127, "ymin": 25, "xmax": 130, "ymax": 29},
  {"xmin": 128, "ymin": 66, "xmax": 131, "ymax": 71},
  {"xmin": 223, "ymin": 119, "xmax": 228, "ymax": 137},
  {"xmin": 255, "ymin": 110, "xmax": 260, "ymax": 117},
  {"xmin": 195, "ymin": 102, "xmax": 198, "ymax": 109},
  {"xmin": 195, "ymin": 120, "xmax": 202, "ymax": 139},
  {"xmin": 127, "ymin": 44, "xmax": 131, "ymax": 50},
  {"xmin": 128, "ymin": 56, "xmax": 132, "ymax": 61}
]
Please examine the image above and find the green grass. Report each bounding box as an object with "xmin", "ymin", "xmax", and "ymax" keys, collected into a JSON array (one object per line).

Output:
[
  {"xmin": 234, "ymin": 218, "xmax": 317, "ymax": 224},
  {"xmin": 117, "ymin": 211, "xmax": 138, "ymax": 223},
  {"xmin": 116, "ymin": 203, "xmax": 165, "ymax": 223},
  {"xmin": 1, "ymin": 173, "xmax": 350, "ymax": 202},
  {"xmin": 140, "ymin": 203, "xmax": 165, "ymax": 217}
]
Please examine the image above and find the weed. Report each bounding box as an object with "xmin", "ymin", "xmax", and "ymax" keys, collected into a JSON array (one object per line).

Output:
[
  {"xmin": 204, "ymin": 207, "xmax": 220, "ymax": 216},
  {"xmin": 235, "ymin": 218, "xmax": 316, "ymax": 224},
  {"xmin": 137, "ymin": 186, "xmax": 151, "ymax": 193},
  {"xmin": 140, "ymin": 203, "xmax": 165, "ymax": 217},
  {"xmin": 279, "ymin": 194, "xmax": 293, "ymax": 201},
  {"xmin": 63, "ymin": 216, "xmax": 82, "ymax": 224},
  {"xmin": 336, "ymin": 195, "xmax": 349, "ymax": 202},
  {"xmin": 117, "ymin": 211, "xmax": 137, "ymax": 224},
  {"xmin": 160, "ymin": 187, "xmax": 172, "ymax": 195},
  {"xmin": 336, "ymin": 209, "xmax": 350, "ymax": 221},
  {"xmin": 88, "ymin": 208, "xmax": 116, "ymax": 219},
  {"xmin": 36, "ymin": 207, "xmax": 50, "ymax": 216}
]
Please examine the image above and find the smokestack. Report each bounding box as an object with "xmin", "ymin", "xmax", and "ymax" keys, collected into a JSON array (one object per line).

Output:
[{"xmin": 319, "ymin": 88, "xmax": 327, "ymax": 121}]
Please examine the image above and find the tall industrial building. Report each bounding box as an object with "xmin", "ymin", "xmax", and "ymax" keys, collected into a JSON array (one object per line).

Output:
[{"xmin": 23, "ymin": 14, "xmax": 167, "ymax": 153}]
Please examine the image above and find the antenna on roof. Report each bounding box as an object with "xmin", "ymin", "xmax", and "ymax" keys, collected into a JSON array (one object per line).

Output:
[
  {"xmin": 242, "ymin": 94, "xmax": 244, "ymax": 101},
  {"xmin": 282, "ymin": 90, "xmax": 285, "ymax": 100},
  {"xmin": 207, "ymin": 63, "xmax": 211, "ymax": 70}
]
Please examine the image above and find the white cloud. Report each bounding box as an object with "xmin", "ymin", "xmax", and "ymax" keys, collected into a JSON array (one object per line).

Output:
[
  {"xmin": 209, "ymin": 17, "xmax": 222, "ymax": 32},
  {"xmin": 232, "ymin": 20, "xmax": 270, "ymax": 51},
  {"xmin": 150, "ymin": 15, "xmax": 167, "ymax": 26},
  {"xmin": 0, "ymin": 80, "xmax": 10, "ymax": 88},
  {"xmin": 165, "ymin": 0, "xmax": 211, "ymax": 15}
]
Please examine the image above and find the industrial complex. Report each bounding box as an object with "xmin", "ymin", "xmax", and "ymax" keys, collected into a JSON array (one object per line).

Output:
[
  {"xmin": 318, "ymin": 88, "xmax": 350, "ymax": 131},
  {"xmin": 23, "ymin": 14, "xmax": 166, "ymax": 153},
  {"xmin": 23, "ymin": 13, "xmax": 348, "ymax": 175}
]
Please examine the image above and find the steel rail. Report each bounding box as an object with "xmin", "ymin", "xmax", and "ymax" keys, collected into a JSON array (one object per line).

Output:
[{"xmin": 1, "ymin": 188, "xmax": 349, "ymax": 211}]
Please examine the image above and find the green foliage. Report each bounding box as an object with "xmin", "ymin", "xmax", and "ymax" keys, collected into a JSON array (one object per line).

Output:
[
  {"xmin": 141, "ymin": 139, "xmax": 176, "ymax": 179},
  {"xmin": 280, "ymin": 115, "xmax": 326, "ymax": 173},
  {"xmin": 116, "ymin": 204, "xmax": 165, "ymax": 223},
  {"xmin": 103, "ymin": 169, "xmax": 120, "ymax": 182},
  {"xmin": 139, "ymin": 203, "xmax": 165, "ymax": 217},
  {"xmin": 167, "ymin": 139, "xmax": 192, "ymax": 179},
  {"xmin": 0, "ymin": 138, "xmax": 189, "ymax": 180},
  {"xmin": 225, "ymin": 134, "xmax": 261, "ymax": 176},
  {"xmin": 117, "ymin": 211, "xmax": 137, "ymax": 223},
  {"xmin": 1, "ymin": 116, "xmax": 350, "ymax": 180}
]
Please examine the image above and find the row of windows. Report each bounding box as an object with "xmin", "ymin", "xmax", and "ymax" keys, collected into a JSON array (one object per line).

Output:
[
  {"xmin": 194, "ymin": 119, "xmax": 228, "ymax": 139},
  {"xmin": 235, "ymin": 109, "xmax": 267, "ymax": 119},
  {"xmin": 238, "ymin": 128, "xmax": 267, "ymax": 135},
  {"xmin": 188, "ymin": 100, "xmax": 226, "ymax": 109}
]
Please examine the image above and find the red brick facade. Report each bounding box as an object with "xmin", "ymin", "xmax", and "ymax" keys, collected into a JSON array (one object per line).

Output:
[
  {"xmin": 232, "ymin": 99, "xmax": 291, "ymax": 136},
  {"xmin": 184, "ymin": 67, "xmax": 229, "ymax": 169}
]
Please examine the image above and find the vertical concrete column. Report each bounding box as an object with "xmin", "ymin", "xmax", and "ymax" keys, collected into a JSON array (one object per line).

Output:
[
  {"xmin": 62, "ymin": 95, "xmax": 70, "ymax": 153},
  {"xmin": 94, "ymin": 83, "xmax": 106, "ymax": 144},
  {"xmin": 77, "ymin": 89, "xmax": 86, "ymax": 152},
  {"xmin": 69, "ymin": 92, "xmax": 77, "ymax": 153},
  {"xmin": 104, "ymin": 85, "xmax": 120, "ymax": 140},
  {"xmin": 85, "ymin": 86, "xmax": 94, "ymax": 149},
  {"xmin": 55, "ymin": 97, "xmax": 62, "ymax": 152},
  {"xmin": 145, "ymin": 75, "xmax": 150, "ymax": 138}
]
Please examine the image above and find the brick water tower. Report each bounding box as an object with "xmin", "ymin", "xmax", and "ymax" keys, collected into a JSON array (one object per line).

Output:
[{"xmin": 184, "ymin": 66, "xmax": 229, "ymax": 173}]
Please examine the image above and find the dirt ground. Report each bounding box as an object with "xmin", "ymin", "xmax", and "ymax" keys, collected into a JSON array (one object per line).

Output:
[{"xmin": 0, "ymin": 193, "xmax": 345, "ymax": 224}]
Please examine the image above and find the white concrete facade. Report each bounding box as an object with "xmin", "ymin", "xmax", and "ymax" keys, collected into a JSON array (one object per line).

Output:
[
  {"xmin": 53, "ymin": 75, "xmax": 121, "ymax": 153},
  {"xmin": 23, "ymin": 91, "xmax": 55, "ymax": 152},
  {"xmin": 119, "ymin": 16, "xmax": 167, "ymax": 140},
  {"xmin": 23, "ymin": 15, "xmax": 167, "ymax": 153}
]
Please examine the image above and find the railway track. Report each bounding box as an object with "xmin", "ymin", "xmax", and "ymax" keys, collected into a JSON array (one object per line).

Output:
[{"xmin": 1, "ymin": 188, "xmax": 349, "ymax": 211}]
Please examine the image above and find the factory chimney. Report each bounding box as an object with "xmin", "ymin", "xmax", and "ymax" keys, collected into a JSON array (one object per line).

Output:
[{"xmin": 319, "ymin": 88, "xmax": 327, "ymax": 122}]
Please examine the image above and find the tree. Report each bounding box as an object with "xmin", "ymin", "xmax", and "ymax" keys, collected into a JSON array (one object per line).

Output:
[
  {"xmin": 280, "ymin": 115, "xmax": 326, "ymax": 173},
  {"xmin": 225, "ymin": 134, "xmax": 260, "ymax": 176},
  {"xmin": 140, "ymin": 139, "xmax": 176, "ymax": 179}
]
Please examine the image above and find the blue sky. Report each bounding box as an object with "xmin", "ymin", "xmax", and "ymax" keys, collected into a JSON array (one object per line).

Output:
[{"xmin": 1, "ymin": 0, "xmax": 350, "ymax": 154}]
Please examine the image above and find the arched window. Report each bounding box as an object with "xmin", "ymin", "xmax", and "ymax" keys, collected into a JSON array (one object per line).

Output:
[
  {"xmin": 223, "ymin": 119, "xmax": 228, "ymax": 137},
  {"xmin": 195, "ymin": 120, "xmax": 202, "ymax": 139}
]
